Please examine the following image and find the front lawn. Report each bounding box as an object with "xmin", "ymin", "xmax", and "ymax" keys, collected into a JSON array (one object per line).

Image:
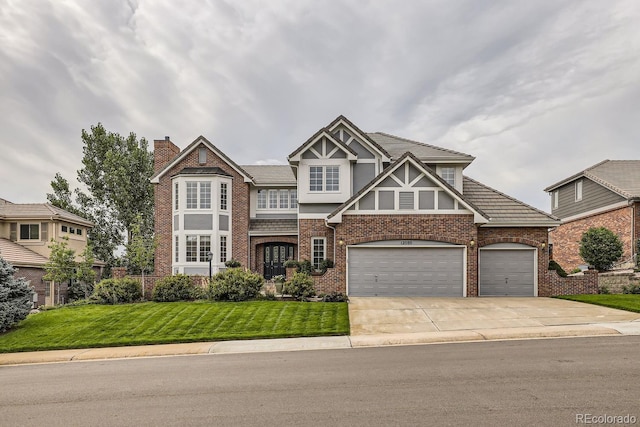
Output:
[
  {"xmin": 0, "ymin": 301, "xmax": 350, "ymax": 353},
  {"xmin": 556, "ymin": 294, "xmax": 640, "ymax": 313}
]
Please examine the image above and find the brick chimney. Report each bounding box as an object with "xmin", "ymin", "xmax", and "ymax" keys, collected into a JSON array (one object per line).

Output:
[{"xmin": 153, "ymin": 136, "xmax": 180, "ymax": 174}]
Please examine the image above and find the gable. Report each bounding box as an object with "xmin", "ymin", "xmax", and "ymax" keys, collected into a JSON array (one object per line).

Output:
[
  {"xmin": 151, "ymin": 136, "xmax": 253, "ymax": 184},
  {"xmin": 327, "ymin": 116, "xmax": 390, "ymax": 162},
  {"xmin": 288, "ymin": 129, "xmax": 357, "ymax": 163},
  {"xmin": 328, "ymin": 152, "xmax": 488, "ymax": 224}
]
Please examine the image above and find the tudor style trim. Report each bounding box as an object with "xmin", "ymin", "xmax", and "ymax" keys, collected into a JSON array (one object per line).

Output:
[{"xmin": 287, "ymin": 128, "xmax": 358, "ymax": 164}]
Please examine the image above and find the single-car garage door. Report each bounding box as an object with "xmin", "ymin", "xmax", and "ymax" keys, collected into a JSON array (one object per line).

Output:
[
  {"xmin": 348, "ymin": 246, "xmax": 465, "ymax": 297},
  {"xmin": 479, "ymin": 244, "xmax": 536, "ymax": 296}
]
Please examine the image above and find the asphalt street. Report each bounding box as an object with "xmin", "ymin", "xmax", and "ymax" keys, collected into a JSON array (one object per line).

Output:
[{"xmin": 2, "ymin": 336, "xmax": 639, "ymax": 426}]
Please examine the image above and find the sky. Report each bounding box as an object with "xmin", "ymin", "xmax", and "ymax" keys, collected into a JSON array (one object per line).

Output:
[{"xmin": 1, "ymin": 0, "xmax": 639, "ymax": 212}]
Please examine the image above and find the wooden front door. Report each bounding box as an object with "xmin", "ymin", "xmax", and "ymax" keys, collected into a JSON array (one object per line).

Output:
[{"xmin": 264, "ymin": 244, "xmax": 294, "ymax": 279}]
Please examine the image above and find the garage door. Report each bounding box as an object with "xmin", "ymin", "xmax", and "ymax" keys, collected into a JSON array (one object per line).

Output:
[
  {"xmin": 348, "ymin": 246, "xmax": 465, "ymax": 297},
  {"xmin": 479, "ymin": 245, "xmax": 536, "ymax": 296}
]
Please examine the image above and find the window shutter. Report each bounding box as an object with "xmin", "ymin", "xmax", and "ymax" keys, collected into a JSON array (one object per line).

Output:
[
  {"xmin": 41, "ymin": 223, "xmax": 48, "ymax": 241},
  {"xmin": 10, "ymin": 222, "xmax": 17, "ymax": 241}
]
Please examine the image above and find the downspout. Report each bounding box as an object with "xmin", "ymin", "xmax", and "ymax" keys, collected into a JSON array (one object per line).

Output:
[
  {"xmin": 325, "ymin": 220, "xmax": 337, "ymax": 263},
  {"xmin": 291, "ymin": 164, "xmax": 300, "ymax": 258}
]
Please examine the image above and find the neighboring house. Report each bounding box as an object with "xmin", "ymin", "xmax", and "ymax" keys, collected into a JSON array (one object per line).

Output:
[
  {"xmin": 0, "ymin": 197, "xmax": 97, "ymax": 306},
  {"xmin": 544, "ymin": 160, "xmax": 640, "ymax": 271},
  {"xmin": 152, "ymin": 115, "xmax": 562, "ymax": 297}
]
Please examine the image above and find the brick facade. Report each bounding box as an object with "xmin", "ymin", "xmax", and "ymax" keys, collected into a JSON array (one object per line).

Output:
[
  {"xmin": 549, "ymin": 206, "xmax": 634, "ymax": 271},
  {"xmin": 153, "ymin": 140, "xmax": 250, "ymax": 277}
]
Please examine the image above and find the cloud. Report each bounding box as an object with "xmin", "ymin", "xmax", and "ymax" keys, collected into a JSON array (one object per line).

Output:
[{"xmin": 1, "ymin": 0, "xmax": 639, "ymax": 213}]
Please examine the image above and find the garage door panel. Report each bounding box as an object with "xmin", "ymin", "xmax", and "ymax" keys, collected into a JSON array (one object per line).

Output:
[
  {"xmin": 479, "ymin": 249, "xmax": 535, "ymax": 297},
  {"xmin": 348, "ymin": 247, "xmax": 464, "ymax": 297}
]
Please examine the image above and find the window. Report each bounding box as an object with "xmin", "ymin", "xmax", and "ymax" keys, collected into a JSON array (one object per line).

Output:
[
  {"xmin": 187, "ymin": 181, "xmax": 211, "ymax": 209},
  {"xmin": 575, "ymin": 180, "xmax": 583, "ymax": 202},
  {"xmin": 199, "ymin": 235, "xmax": 211, "ymax": 262},
  {"xmin": 220, "ymin": 236, "xmax": 227, "ymax": 263},
  {"xmin": 279, "ymin": 190, "xmax": 289, "ymax": 209},
  {"xmin": 61, "ymin": 225, "xmax": 68, "ymax": 233},
  {"xmin": 269, "ymin": 190, "xmax": 278, "ymax": 209},
  {"xmin": 312, "ymin": 237, "xmax": 326, "ymax": 270},
  {"xmin": 198, "ymin": 147, "xmax": 207, "ymax": 164},
  {"xmin": 553, "ymin": 191, "xmax": 559, "ymax": 209},
  {"xmin": 220, "ymin": 183, "xmax": 228, "ymax": 210},
  {"xmin": 310, "ymin": 166, "xmax": 339, "ymax": 192},
  {"xmin": 20, "ymin": 224, "xmax": 39, "ymax": 240},
  {"xmin": 257, "ymin": 189, "xmax": 297, "ymax": 210},
  {"xmin": 69, "ymin": 227, "xmax": 75, "ymax": 234},
  {"xmin": 187, "ymin": 182, "xmax": 198, "ymax": 209},
  {"xmin": 200, "ymin": 182, "xmax": 211, "ymax": 209},
  {"xmin": 441, "ymin": 168, "xmax": 455, "ymax": 186},
  {"xmin": 326, "ymin": 166, "xmax": 339, "ymax": 191},
  {"xmin": 186, "ymin": 235, "xmax": 198, "ymax": 262},
  {"xmin": 175, "ymin": 236, "xmax": 179, "ymax": 262},
  {"xmin": 174, "ymin": 182, "xmax": 179, "ymax": 210},
  {"xmin": 257, "ymin": 190, "xmax": 267, "ymax": 209},
  {"xmin": 76, "ymin": 228, "xmax": 82, "ymax": 236},
  {"xmin": 310, "ymin": 166, "xmax": 323, "ymax": 191}
]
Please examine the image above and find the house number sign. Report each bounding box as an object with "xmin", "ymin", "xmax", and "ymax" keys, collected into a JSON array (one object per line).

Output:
[{"xmin": 400, "ymin": 240, "xmax": 413, "ymax": 245}]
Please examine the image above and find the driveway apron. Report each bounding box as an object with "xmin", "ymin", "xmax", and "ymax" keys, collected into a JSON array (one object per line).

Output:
[{"xmin": 348, "ymin": 297, "xmax": 640, "ymax": 335}]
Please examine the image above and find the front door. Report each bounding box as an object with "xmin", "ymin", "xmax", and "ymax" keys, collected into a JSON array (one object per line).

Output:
[{"xmin": 264, "ymin": 244, "xmax": 294, "ymax": 279}]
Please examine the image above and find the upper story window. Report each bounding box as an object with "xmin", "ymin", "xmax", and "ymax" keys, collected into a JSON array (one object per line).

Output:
[
  {"xmin": 575, "ymin": 180, "xmax": 583, "ymax": 202},
  {"xmin": 186, "ymin": 181, "xmax": 211, "ymax": 209},
  {"xmin": 220, "ymin": 183, "xmax": 228, "ymax": 210},
  {"xmin": 198, "ymin": 147, "xmax": 207, "ymax": 165},
  {"xmin": 174, "ymin": 182, "xmax": 179, "ymax": 210},
  {"xmin": 310, "ymin": 166, "xmax": 339, "ymax": 192},
  {"xmin": 440, "ymin": 168, "xmax": 455, "ymax": 187},
  {"xmin": 257, "ymin": 189, "xmax": 297, "ymax": 210},
  {"xmin": 20, "ymin": 224, "xmax": 39, "ymax": 240}
]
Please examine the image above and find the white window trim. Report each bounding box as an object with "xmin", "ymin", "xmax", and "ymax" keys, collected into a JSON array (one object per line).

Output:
[
  {"xmin": 310, "ymin": 165, "xmax": 340, "ymax": 193},
  {"xmin": 256, "ymin": 188, "xmax": 298, "ymax": 211},
  {"xmin": 575, "ymin": 180, "xmax": 583, "ymax": 202},
  {"xmin": 553, "ymin": 191, "xmax": 559, "ymax": 209},
  {"xmin": 311, "ymin": 237, "xmax": 326, "ymax": 270}
]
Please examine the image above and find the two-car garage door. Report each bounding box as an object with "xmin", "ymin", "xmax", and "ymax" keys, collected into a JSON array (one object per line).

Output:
[{"xmin": 348, "ymin": 246, "xmax": 465, "ymax": 297}]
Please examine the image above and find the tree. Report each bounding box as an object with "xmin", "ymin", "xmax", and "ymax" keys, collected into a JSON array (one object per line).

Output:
[
  {"xmin": 0, "ymin": 257, "xmax": 33, "ymax": 333},
  {"xmin": 46, "ymin": 123, "xmax": 155, "ymax": 276},
  {"xmin": 124, "ymin": 213, "xmax": 157, "ymax": 298},
  {"xmin": 579, "ymin": 227, "xmax": 624, "ymax": 272},
  {"xmin": 70, "ymin": 244, "xmax": 97, "ymax": 301},
  {"xmin": 43, "ymin": 237, "xmax": 76, "ymax": 305}
]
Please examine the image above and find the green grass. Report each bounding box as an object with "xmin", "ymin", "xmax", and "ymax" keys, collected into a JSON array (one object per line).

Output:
[
  {"xmin": 0, "ymin": 301, "xmax": 350, "ymax": 353},
  {"xmin": 556, "ymin": 294, "xmax": 640, "ymax": 313}
]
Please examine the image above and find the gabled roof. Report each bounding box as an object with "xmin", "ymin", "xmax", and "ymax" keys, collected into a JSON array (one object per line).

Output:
[
  {"xmin": 367, "ymin": 132, "xmax": 475, "ymax": 163},
  {"xmin": 0, "ymin": 201, "xmax": 93, "ymax": 227},
  {"xmin": 327, "ymin": 152, "xmax": 489, "ymax": 224},
  {"xmin": 327, "ymin": 115, "xmax": 391, "ymax": 161},
  {"xmin": 464, "ymin": 176, "xmax": 559, "ymax": 227},
  {"xmin": 241, "ymin": 165, "xmax": 296, "ymax": 185},
  {"xmin": 544, "ymin": 160, "xmax": 640, "ymax": 199},
  {"xmin": 0, "ymin": 238, "xmax": 49, "ymax": 267},
  {"xmin": 151, "ymin": 136, "xmax": 254, "ymax": 184},
  {"xmin": 172, "ymin": 167, "xmax": 232, "ymax": 177},
  {"xmin": 287, "ymin": 128, "xmax": 358, "ymax": 163}
]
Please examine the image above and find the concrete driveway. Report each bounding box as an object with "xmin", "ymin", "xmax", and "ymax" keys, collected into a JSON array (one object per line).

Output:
[{"xmin": 349, "ymin": 297, "xmax": 640, "ymax": 335}]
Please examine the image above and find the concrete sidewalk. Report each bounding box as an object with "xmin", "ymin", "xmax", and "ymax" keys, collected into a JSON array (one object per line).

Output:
[{"xmin": 2, "ymin": 298, "xmax": 640, "ymax": 366}]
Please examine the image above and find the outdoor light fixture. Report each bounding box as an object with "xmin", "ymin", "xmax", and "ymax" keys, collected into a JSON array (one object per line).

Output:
[
  {"xmin": 469, "ymin": 239, "xmax": 475, "ymax": 247},
  {"xmin": 207, "ymin": 251, "xmax": 213, "ymax": 282},
  {"xmin": 338, "ymin": 239, "xmax": 345, "ymax": 246},
  {"xmin": 541, "ymin": 242, "xmax": 547, "ymax": 249}
]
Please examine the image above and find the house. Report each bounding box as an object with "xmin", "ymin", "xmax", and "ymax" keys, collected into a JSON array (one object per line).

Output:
[
  {"xmin": 152, "ymin": 115, "xmax": 569, "ymax": 297},
  {"xmin": 544, "ymin": 160, "xmax": 640, "ymax": 271},
  {"xmin": 0, "ymin": 197, "xmax": 97, "ymax": 306}
]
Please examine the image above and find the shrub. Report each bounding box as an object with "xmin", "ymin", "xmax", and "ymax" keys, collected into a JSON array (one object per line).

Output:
[
  {"xmin": 283, "ymin": 272, "xmax": 316, "ymax": 301},
  {"xmin": 152, "ymin": 274, "xmax": 202, "ymax": 302},
  {"xmin": 548, "ymin": 260, "xmax": 568, "ymax": 278},
  {"xmin": 319, "ymin": 292, "xmax": 348, "ymax": 302},
  {"xmin": 297, "ymin": 259, "xmax": 314, "ymax": 275},
  {"xmin": 68, "ymin": 281, "xmax": 95, "ymax": 302},
  {"xmin": 569, "ymin": 268, "xmax": 583, "ymax": 275},
  {"xmin": 91, "ymin": 278, "xmax": 142, "ymax": 304},
  {"xmin": 0, "ymin": 258, "xmax": 33, "ymax": 333},
  {"xmin": 579, "ymin": 227, "xmax": 623, "ymax": 271},
  {"xmin": 622, "ymin": 283, "xmax": 640, "ymax": 294},
  {"xmin": 637, "ymin": 239, "xmax": 640, "ymax": 269},
  {"xmin": 319, "ymin": 259, "xmax": 334, "ymax": 271},
  {"xmin": 283, "ymin": 259, "xmax": 299, "ymax": 269},
  {"xmin": 208, "ymin": 268, "xmax": 264, "ymax": 301},
  {"xmin": 599, "ymin": 285, "xmax": 610, "ymax": 295},
  {"xmin": 224, "ymin": 259, "xmax": 242, "ymax": 268}
]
